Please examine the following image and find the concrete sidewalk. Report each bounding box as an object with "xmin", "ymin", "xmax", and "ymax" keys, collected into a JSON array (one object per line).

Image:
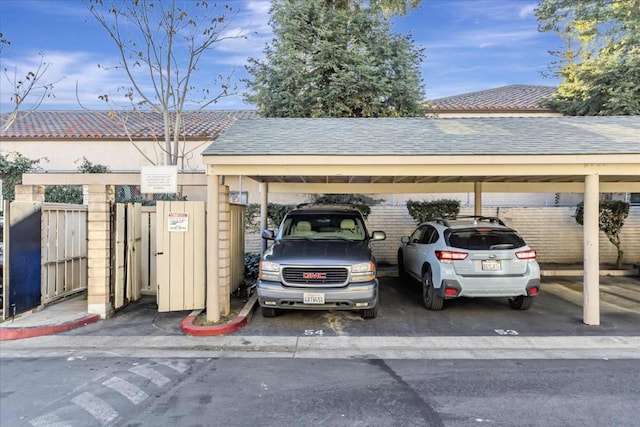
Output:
[{"xmin": 0, "ymin": 293, "xmax": 258, "ymax": 341}]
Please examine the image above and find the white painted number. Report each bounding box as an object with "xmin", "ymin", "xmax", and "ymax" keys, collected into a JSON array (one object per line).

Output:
[
  {"xmin": 303, "ymin": 329, "xmax": 324, "ymax": 336},
  {"xmin": 494, "ymin": 329, "xmax": 519, "ymax": 335}
]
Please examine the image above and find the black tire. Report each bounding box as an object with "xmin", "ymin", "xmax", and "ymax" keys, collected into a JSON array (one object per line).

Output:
[
  {"xmin": 509, "ymin": 296, "xmax": 534, "ymax": 310},
  {"xmin": 361, "ymin": 304, "xmax": 378, "ymax": 319},
  {"xmin": 261, "ymin": 306, "xmax": 278, "ymax": 317},
  {"xmin": 397, "ymin": 250, "xmax": 408, "ymax": 283},
  {"xmin": 422, "ymin": 270, "xmax": 443, "ymax": 310}
]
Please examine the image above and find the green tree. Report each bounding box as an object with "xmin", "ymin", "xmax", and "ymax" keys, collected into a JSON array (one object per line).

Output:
[
  {"xmin": 574, "ymin": 200, "xmax": 630, "ymax": 269},
  {"xmin": 536, "ymin": 0, "xmax": 640, "ymax": 115},
  {"xmin": 0, "ymin": 152, "xmax": 43, "ymax": 201},
  {"xmin": 244, "ymin": 0, "xmax": 425, "ymax": 117}
]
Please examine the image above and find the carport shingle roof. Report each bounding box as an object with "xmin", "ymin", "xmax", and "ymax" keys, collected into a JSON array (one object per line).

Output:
[{"xmin": 203, "ymin": 116, "xmax": 640, "ymax": 156}]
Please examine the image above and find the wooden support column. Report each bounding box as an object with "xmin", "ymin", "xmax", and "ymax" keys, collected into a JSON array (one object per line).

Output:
[
  {"xmin": 474, "ymin": 182, "xmax": 482, "ymax": 216},
  {"xmin": 206, "ymin": 173, "xmax": 220, "ymax": 323},
  {"xmin": 583, "ymin": 174, "xmax": 600, "ymax": 325},
  {"xmin": 259, "ymin": 182, "xmax": 268, "ymax": 255},
  {"xmin": 87, "ymin": 185, "xmax": 115, "ymax": 319}
]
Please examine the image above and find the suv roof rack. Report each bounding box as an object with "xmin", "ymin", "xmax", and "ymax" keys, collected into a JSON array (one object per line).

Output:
[
  {"xmin": 426, "ymin": 215, "xmax": 506, "ymax": 227},
  {"xmin": 295, "ymin": 203, "xmax": 360, "ymax": 210}
]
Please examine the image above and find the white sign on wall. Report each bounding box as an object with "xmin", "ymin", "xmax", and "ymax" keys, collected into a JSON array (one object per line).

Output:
[{"xmin": 141, "ymin": 166, "xmax": 178, "ymax": 194}]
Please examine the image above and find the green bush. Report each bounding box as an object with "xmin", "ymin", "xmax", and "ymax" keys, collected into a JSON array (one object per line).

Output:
[
  {"xmin": 310, "ymin": 194, "xmax": 381, "ymax": 219},
  {"xmin": 244, "ymin": 252, "xmax": 261, "ymax": 284},
  {"xmin": 406, "ymin": 199, "xmax": 461, "ymax": 224},
  {"xmin": 245, "ymin": 203, "xmax": 296, "ymax": 231},
  {"xmin": 575, "ymin": 200, "xmax": 630, "ymax": 269}
]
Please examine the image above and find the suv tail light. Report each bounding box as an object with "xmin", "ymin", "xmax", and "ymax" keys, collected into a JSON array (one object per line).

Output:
[
  {"xmin": 516, "ymin": 249, "xmax": 537, "ymax": 261},
  {"xmin": 436, "ymin": 250, "xmax": 468, "ymax": 263}
]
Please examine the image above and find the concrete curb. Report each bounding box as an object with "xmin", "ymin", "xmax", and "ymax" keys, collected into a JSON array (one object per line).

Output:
[
  {"xmin": 541, "ymin": 269, "xmax": 638, "ymax": 277},
  {"xmin": 0, "ymin": 314, "xmax": 100, "ymax": 341},
  {"xmin": 181, "ymin": 293, "xmax": 258, "ymax": 336}
]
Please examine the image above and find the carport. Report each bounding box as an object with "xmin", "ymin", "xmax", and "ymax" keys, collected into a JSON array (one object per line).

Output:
[{"xmin": 202, "ymin": 116, "xmax": 640, "ymax": 326}]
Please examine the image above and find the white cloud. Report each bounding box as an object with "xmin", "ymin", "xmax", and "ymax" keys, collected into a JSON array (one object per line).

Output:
[{"xmin": 518, "ymin": 4, "xmax": 538, "ymax": 19}]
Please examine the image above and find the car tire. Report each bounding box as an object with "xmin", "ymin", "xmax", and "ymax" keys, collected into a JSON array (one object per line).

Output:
[
  {"xmin": 361, "ymin": 304, "xmax": 378, "ymax": 319},
  {"xmin": 261, "ymin": 306, "xmax": 278, "ymax": 317},
  {"xmin": 422, "ymin": 270, "xmax": 443, "ymax": 310},
  {"xmin": 397, "ymin": 250, "xmax": 408, "ymax": 283},
  {"xmin": 508, "ymin": 295, "xmax": 534, "ymax": 310}
]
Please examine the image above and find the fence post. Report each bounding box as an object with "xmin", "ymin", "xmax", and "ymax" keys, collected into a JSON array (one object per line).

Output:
[{"xmin": 87, "ymin": 185, "xmax": 115, "ymax": 319}]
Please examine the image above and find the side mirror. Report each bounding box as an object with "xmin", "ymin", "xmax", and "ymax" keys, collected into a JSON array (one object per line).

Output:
[
  {"xmin": 400, "ymin": 236, "xmax": 409, "ymax": 244},
  {"xmin": 371, "ymin": 230, "xmax": 386, "ymax": 241},
  {"xmin": 261, "ymin": 229, "xmax": 276, "ymax": 240}
]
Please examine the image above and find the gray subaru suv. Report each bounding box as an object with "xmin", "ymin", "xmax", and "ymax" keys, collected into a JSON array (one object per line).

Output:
[{"xmin": 258, "ymin": 205, "xmax": 386, "ymax": 319}]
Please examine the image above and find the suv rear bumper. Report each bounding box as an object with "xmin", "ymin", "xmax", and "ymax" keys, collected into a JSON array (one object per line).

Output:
[
  {"xmin": 438, "ymin": 277, "xmax": 540, "ymax": 298},
  {"xmin": 257, "ymin": 279, "xmax": 378, "ymax": 310}
]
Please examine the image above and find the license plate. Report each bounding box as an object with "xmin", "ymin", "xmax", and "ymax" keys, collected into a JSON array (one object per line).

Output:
[
  {"xmin": 482, "ymin": 260, "xmax": 502, "ymax": 271},
  {"xmin": 303, "ymin": 292, "xmax": 325, "ymax": 304}
]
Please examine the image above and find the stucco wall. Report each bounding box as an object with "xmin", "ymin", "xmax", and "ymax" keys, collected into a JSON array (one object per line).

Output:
[{"xmin": 246, "ymin": 205, "xmax": 640, "ymax": 266}]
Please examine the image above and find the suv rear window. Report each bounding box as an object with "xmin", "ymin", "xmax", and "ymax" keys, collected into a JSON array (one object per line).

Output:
[{"xmin": 446, "ymin": 228, "xmax": 526, "ymax": 250}]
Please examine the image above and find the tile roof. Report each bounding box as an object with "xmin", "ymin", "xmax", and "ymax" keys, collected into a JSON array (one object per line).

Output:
[
  {"xmin": 428, "ymin": 85, "xmax": 557, "ymax": 112},
  {"xmin": 202, "ymin": 116, "xmax": 640, "ymax": 156},
  {"xmin": 0, "ymin": 110, "xmax": 258, "ymax": 139}
]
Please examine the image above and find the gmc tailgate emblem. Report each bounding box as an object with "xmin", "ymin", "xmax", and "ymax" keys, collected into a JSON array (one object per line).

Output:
[{"xmin": 303, "ymin": 272, "xmax": 327, "ymax": 279}]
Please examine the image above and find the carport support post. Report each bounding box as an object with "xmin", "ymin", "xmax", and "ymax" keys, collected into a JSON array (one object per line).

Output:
[
  {"xmin": 259, "ymin": 182, "xmax": 268, "ymax": 255},
  {"xmin": 583, "ymin": 174, "xmax": 600, "ymax": 325},
  {"xmin": 206, "ymin": 173, "xmax": 221, "ymax": 323},
  {"xmin": 474, "ymin": 182, "xmax": 482, "ymax": 216}
]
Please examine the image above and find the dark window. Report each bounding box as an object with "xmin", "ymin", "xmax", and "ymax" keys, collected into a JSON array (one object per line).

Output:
[
  {"xmin": 446, "ymin": 228, "xmax": 526, "ymax": 250},
  {"xmin": 409, "ymin": 226, "xmax": 426, "ymax": 244},
  {"xmin": 421, "ymin": 226, "xmax": 439, "ymax": 244}
]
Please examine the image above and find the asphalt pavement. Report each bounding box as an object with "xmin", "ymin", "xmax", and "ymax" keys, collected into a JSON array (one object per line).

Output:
[{"xmin": 1, "ymin": 273, "xmax": 639, "ymax": 360}]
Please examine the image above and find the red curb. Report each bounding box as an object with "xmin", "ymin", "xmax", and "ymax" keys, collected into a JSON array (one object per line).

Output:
[
  {"xmin": 181, "ymin": 294, "xmax": 257, "ymax": 336},
  {"xmin": 0, "ymin": 314, "xmax": 101, "ymax": 341}
]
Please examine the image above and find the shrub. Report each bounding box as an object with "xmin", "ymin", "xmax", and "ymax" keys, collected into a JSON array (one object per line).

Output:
[
  {"xmin": 406, "ymin": 199, "xmax": 461, "ymax": 224},
  {"xmin": 574, "ymin": 200, "xmax": 630, "ymax": 269}
]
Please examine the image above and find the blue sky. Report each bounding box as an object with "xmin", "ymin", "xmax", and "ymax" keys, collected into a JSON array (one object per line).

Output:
[{"xmin": 0, "ymin": 0, "xmax": 562, "ymax": 112}]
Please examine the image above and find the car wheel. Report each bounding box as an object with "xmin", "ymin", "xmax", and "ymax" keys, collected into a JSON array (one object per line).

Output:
[
  {"xmin": 509, "ymin": 295, "xmax": 534, "ymax": 310},
  {"xmin": 361, "ymin": 304, "xmax": 378, "ymax": 319},
  {"xmin": 422, "ymin": 270, "xmax": 443, "ymax": 310},
  {"xmin": 397, "ymin": 250, "xmax": 408, "ymax": 283},
  {"xmin": 261, "ymin": 306, "xmax": 278, "ymax": 317}
]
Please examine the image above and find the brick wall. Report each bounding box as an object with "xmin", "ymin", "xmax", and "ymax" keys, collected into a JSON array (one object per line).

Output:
[
  {"xmin": 245, "ymin": 206, "xmax": 640, "ymax": 266},
  {"xmin": 368, "ymin": 205, "xmax": 640, "ymax": 265}
]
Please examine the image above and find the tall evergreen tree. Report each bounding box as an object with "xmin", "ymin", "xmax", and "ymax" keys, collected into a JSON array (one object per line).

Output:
[
  {"xmin": 244, "ymin": 0, "xmax": 425, "ymax": 117},
  {"xmin": 536, "ymin": 0, "xmax": 640, "ymax": 115}
]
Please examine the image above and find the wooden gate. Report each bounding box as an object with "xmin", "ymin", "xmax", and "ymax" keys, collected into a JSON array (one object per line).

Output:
[
  {"xmin": 42, "ymin": 203, "xmax": 88, "ymax": 304},
  {"xmin": 156, "ymin": 201, "xmax": 206, "ymax": 312},
  {"xmin": 113, "ymin": 203, "xmax": 142, "ymax": 309}
]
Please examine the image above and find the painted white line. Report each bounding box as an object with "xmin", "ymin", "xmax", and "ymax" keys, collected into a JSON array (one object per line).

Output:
[
  {"xmin": 152, "ymin": 359, "xmax": 190, "ymax": 373},
  {"xmin": 129, "ymin": 364, "xmax": 170, "ymax": 387},
  {"xmin": 71, "ymin": 392, "xmax": 119, "ymax": 425},
  {"xmin": 544, "ymin": 284, "xmax": 638, "ymax": 313},
  {"xmin": 30, "ymin": 413, "xmax": 72, "ymax": 427},
  {"xmin": 103, "ymin": 376, "xmax": 149, "ymax": 405}
]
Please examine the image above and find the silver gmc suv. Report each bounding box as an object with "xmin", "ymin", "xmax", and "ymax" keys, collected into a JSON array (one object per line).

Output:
[{"xmin": 257, "ymin": 205, "xmax": 386, "ymax": 319}]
